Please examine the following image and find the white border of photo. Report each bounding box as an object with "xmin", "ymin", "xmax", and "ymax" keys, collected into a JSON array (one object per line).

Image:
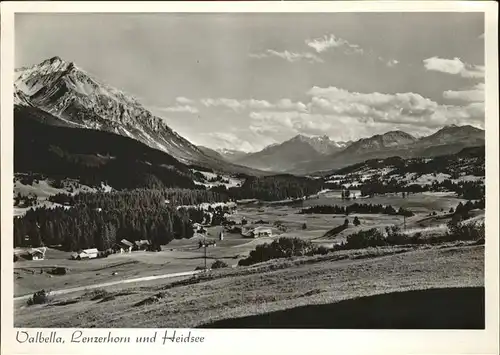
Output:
[{"xmin": 1, "ymin": 2, "xmax": 498, "ymax": 355}]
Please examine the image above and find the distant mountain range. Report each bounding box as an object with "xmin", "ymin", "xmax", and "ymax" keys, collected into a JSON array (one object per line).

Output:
[
  {"xmin": 216, "ymin": 148, "xmax": 250, "ymax": 162},
  {"xmin": 14, "ymin": 56, "xmax": 485, "ymax": 178},
  {"xmin": 229, "ymin": 126, "xmax": 484, "ymax": 174},
  {"xmin": 14, "ymin": 56, "xmax": 265, "ymax": 177},
  {"xmin": 232, "ymin": 135, "xmax": 351, "ymax": 172},
  {"xmin": 197, "ymin": 146, "xmax": 249, "ymax": 163}
]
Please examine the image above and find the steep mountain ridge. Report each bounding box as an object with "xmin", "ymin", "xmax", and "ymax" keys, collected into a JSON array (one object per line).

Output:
[
  {"xmin": 15, "ymin": 57, "xmax": 205, "ymax": 163},
  {"xmin": 14, "ymin": 57, "xmax": 266, "ymax": 176}
]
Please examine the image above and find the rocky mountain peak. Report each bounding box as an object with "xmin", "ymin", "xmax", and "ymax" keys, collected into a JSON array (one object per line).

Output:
[{"xmin": 14, "ymin": 56, "xmax": 210, "ymax": 165}]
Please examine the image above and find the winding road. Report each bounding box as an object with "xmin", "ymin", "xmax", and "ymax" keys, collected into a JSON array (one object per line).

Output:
[{"xmin": 14, "ymin": 269, "xmax": 202, "ymax": 302}]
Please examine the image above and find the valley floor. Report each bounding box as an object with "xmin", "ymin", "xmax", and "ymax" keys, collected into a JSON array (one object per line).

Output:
[
  {"xmin": 15, "ymin": 243, "xmax": 484, "ymax": 328},
  {"xmin": 14, "ymin": 192, "xmax": 483, "ymax": 297}
]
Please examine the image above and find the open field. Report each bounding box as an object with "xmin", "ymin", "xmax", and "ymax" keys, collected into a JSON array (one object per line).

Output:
[
  {"xmin": 14, "ymin": 246, "xmax": 235, "ymax": 297},
  {"xmin": 303, "ymin": 191, "xmax": 467, "ymax": 213},
  {"xmin": 14, "ymin": 226, "xmax": 266, "ymax": 297},
  {"xmin": 14, "ymin": 243, "xmax": 484, "ymax": 328}
]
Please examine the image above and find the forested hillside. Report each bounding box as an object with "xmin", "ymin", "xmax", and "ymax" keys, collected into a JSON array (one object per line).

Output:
[{"xmin": 15, "ymin": 106, "xmax": 197, "ymax": 190}]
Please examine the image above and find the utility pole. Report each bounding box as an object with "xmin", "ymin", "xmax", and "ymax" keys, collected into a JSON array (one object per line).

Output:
[
  {"xmin": 200, "ymin": 238, "xmax": 217, "ymax": 271},
  {"xmin": 403, "ymin": 215, "xmax": 406, "ymax": 231},
  {"xmin": 204, "ymin": 242, "xmax": 207, "ymax": 271}
]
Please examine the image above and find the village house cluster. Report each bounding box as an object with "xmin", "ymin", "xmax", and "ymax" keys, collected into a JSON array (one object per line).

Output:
[
  {"xmin": 70, "ymin": 239, "xmax": 152, "ymax": 260},
  {"xmin": 16, "ymin": 207, "xmax": 279, "ymax": 264}
]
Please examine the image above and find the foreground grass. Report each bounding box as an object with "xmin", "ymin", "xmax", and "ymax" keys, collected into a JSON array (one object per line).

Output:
[{"xmin": 15, "ymin": 243, "xmax": 484, "ymax": 328}]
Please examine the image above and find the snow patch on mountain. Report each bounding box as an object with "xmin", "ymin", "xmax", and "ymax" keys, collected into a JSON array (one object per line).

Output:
[
  {"xmin": 289, "ymin": 134, "xmax": 350, "ymax": 155},
  {"xmin": 14, "ymin": 56, "xmax": 216, "ymax": 167}
]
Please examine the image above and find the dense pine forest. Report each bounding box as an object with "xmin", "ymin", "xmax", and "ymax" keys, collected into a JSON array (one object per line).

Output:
[
  {"xmin": 300, "ymin": 203, "xmax": 414, "ymax": 217},
  {"xmin": 14, "ymin": 188, "xmax": 235, "ymax": 250},
  {"xmin": 357, "ymin": 179, "xmax": 484, "ymax": 199},
  {"xmin": 48, "ymin": 188, "xmax": 229, "ymax": 208},
  {"xmin": 14, "ymin": 203, "xmax": 194, "ymax": 251},
  {"xmin": 13, "ymin": 174, "xmax": 329, "ymax": 250},
  {"xmin": 226, "ymin": 175, "xmax": 324, "ymax": 201}
]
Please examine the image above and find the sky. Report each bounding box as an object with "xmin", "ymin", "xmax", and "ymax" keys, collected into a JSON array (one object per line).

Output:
[{"xmin": 15, "ymin": 13, "xmax": 485, "ymax": 152}]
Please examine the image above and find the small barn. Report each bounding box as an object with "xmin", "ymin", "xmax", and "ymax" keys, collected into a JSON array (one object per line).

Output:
[
  {"xmin": 134, "ymin": 240, "xmax": 151, "ymax": 251},
  {"xmin": 26, "ymin": 249, "xmax": 45, "ymax": 260},
  {"xmin": 242, "ymin": 226, "xmax": 272, "ymax": 239},
  {"xmin": 115, "ymin": 239, "xmax": 134, "ymax": 253},
  {"xmin": 253, "ymin": 227, "xmax": 272, "ymax": 238},
  {"xmin": 72, "ymin": 248, "xmax": 99, "ymax": 260}
]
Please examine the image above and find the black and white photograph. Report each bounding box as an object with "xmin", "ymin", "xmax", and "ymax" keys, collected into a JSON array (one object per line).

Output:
[{"xmin": 1, "ymin": 3, "xmax": 498, "ymax": 351}]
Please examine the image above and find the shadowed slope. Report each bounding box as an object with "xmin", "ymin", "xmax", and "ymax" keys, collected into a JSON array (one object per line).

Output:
[
  {"xmin": 14, "ymin": 105, "xmax": 197, "ymax": 189},
  {"xmin": 201, "ymin": 287, "xmax": 484, "ymax": 329}
]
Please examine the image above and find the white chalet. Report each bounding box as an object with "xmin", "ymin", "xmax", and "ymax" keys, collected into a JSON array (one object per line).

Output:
[
  {"xmin": 72, "ymin": 248, "xmax": 99, "ymax": 260},
  {"xmin": 242, "ymin": 226, "xmax": 273, "ymax": 239}
]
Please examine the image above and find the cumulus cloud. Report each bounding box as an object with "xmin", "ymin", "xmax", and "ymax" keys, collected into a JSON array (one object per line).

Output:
[
  {"xmin": 307, "ymin": 87, "xmax": 440, "ymax": 126},
  {"xmin": 200, "ymin": 97, "xmax": 307, "ymax": 112},
  {"xmin": 378, "ymin": 57, "xmax": 399, "ymax": 67},
  {"xmin": 202, "ymin": 132, "xmax": 271, "ymax": 153},
  {"xmin": 305, "ymin": 85, "xmax": 483, "ymax": 129},
  {"xmin": 306, "ymin": 34, "xmax": 363, "ymax": 54},
  {"xmin": 201, "ymin": 98, "xmax": 271, "ymax": 111},
  {"xmin": 176, "ymin": 96, "xmax": 195, "ymax": 104},
  {"xmin": 244, "ymin": 86, "xmax": 484, "ymax": 141},
  {"xmin": 386, "ymin": 59, "xmax": 399, "ymax": 67},
  {"xmin": 164, "ymin": 84, "xmax": 485, "ymax": 149},
  {"xmin": 308, "ymin": 86, "xmax": 437, "ymax": 110},
  {"xmin": 249, "ymin": 106, "xmax": 484, "ymax": 143},
  {"xmin": 275, "ymin": 99, "xmax": 308, "ymax": 112},
  {"xmin": 249, "ymin": 110, "xmax": 437, "ymax": 141},
  {"xmin": 423, "ymin": 57, "xmax": 485, "ymax": 78},
  {"xmin": 249, "ymin": 50, "xmax": 323, "ymax": 63},
  {"xmin": 252, "ymin": 34, "xmax": 397, "ymax": 67},
  {"xmin": 443, "ymin": 83, "xmax": 484, "ymax": 102},
  {"xmin": 250, "ymin": 111, "xmax": 337, "ymax": 136},
  {"xmin": 156, "ymin": 105, "xmax": 199, "ymax": 114}
]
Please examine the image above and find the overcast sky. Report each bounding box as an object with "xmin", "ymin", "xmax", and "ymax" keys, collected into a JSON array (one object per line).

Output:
[{"xmin": 16, "ymin": 13, "xmax": 485, "ymax": 152}]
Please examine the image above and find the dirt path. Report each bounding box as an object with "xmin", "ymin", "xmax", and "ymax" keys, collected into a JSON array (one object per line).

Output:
[{"xmin": 14, "ymin": 269, "xmax": 203, "ymax": 301}]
